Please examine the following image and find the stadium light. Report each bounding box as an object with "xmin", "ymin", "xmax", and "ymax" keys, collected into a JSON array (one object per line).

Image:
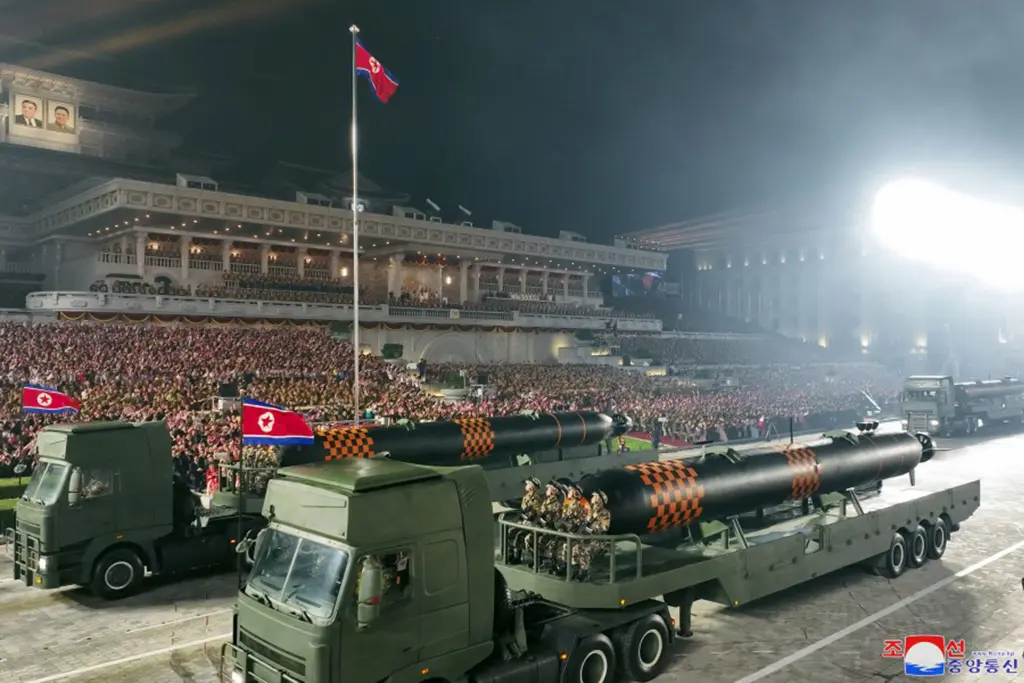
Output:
[{"xmin": 870, "ymin": 178, "xmax": 1024, "ymax": 291}]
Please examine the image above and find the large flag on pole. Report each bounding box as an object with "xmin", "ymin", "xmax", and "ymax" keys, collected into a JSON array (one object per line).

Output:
[
  {"xmin": 241, "ymin": 398, "xmax": 314, "ymax": 446},
  {"xmin": 355, "ymin": 39, "xmax": 399, "ymax": 103},
  {"xmin": 22, "ymin": 384, "xmax": 80, "ymax": 414}
]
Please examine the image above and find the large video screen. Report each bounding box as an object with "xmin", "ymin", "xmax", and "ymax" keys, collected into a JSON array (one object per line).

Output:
[{"xmin": 610, "ymin": 271, "xmax": 663, "ymax": 298}]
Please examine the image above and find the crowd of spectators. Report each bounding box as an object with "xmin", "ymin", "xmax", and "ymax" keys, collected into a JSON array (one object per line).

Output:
[{"xmin": 0, "ymin": 321, "xmax": 902, "ymax": 484}]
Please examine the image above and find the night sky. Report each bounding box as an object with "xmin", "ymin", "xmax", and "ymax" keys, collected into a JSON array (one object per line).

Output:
[{"xmin": 5, "ymin": 0, "xmax": 1024, "ymax": 242}]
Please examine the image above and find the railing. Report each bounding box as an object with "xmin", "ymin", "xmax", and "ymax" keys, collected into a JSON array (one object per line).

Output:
[
  {"xmin": 267, "ymin": 265, "xmax": 298, "ymax": 277},
  {"xmin": 497, "ymin": 516, "xmax": 643, "ymax": 583},
  {"xmin": 144, "ymin": 255, "xmax": 181, "ymax": 269},
  {"xmin": 97, "ymin": 252, "xmax": 137, "ymax": 265},
  {"xmin": 230, "ymin": 262, "xmax": 261, "ymax": 274},
  {"xmin": 0, "ymin": 262, "xmax": 33, "ymax": 274},
  {"xmin": 25, "ymin": 292, "xmax": 663, "ymax": 331}
]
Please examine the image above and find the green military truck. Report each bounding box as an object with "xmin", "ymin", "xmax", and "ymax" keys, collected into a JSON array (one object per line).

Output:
[
  {"xmin": 220, "ymin": 429, "xmax": 980, "ymax": 683},
  {"xmin": 5, "ymin": 421, "xmax": 266, "ymax": 599},
  {"xmin": 2, "ymin": 414, "xmax": 648, "ymax": 600}
]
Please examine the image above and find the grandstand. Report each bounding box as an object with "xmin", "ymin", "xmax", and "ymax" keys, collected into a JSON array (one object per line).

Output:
[{"xmin": 0, "ymin": 62, "xmax": 666, "ymax": 363}]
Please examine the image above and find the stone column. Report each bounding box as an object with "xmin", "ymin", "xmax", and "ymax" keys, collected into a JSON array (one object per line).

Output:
[
  {"xmin": 541, "ymin": 271, "xmax": 549, "ymax": 296},
  {"xmin": 459, "ymin": 261, "xmax": 469, "ymax": 303},
  {"xmin": 582, "ymin": 273, "xmax": 589, "ymax": 300},
  {"xmin": 519, "ymin": 268, "xmax": 527, "ymax": 295},
  {"xmin": 329, "ymin": 250, "xmax": 340, "ymax": 278},
  {"xmin": 497, "ymin": 267, "xmax": 505, "ymax": 294},
  {"xmin": 562, "ymin": 273, "xmax": 570, "ymax": 298},
  {"xmin": 388, "ymin": 255, "xmax": 402, "ymax": 297},
  {"xmin": 471, "ymin": 264, "xmax": 481, "ymax": 300},
  {"xmin": 53, "ymin": 240, "xmax": 64, "ymax": 289},
  {"xmin": 260, "ymin": 244, "xmax": 270, "ymax": 274},
  {"xmin": 222, "ymin": 240, "xmax": 232, "ymax": 274},
  {"xmin": 135, "ymin": 232, "xmax": 146, "ymax": 278},
  {"xmin": 297, "ymin": 248, "xmax": 307, "ymax": 278},
  {"xmin": 180, "ymin": 235, "xmax": 191, "ymax": 281}
]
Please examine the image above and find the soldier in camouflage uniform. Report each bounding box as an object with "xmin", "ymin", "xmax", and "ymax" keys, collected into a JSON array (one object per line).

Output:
[
  {"xmin": 571, "ymin": 491, "xmax": 611, "ymax": 581},
  {"xmin": 509, "ymin": 478, "xmax": 542, "ymax": 563},
  {"xmin": 535, "ymin": 482, "xmax": 565, "ymax": 569},
  {"xmin": 554, "ymin": 484, "xmax": 590, "ymax": 574}
]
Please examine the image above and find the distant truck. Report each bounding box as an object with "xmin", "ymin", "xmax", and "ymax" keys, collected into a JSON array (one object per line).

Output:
[
  {"xmin": 5, "ymin": 421, "xmax": 265, "ymax": 599},
  {"xmin": 902, "ymin": 374, "xmax": 1024, "ymax": 436},
  {"xmin": 220, "ymin": 426, "xmax": 979, "ymax": 683}
]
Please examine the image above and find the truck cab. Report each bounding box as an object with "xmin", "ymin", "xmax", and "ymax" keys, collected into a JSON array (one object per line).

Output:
[
  {"xmin": 8, "ymin": 421, "xmax": 177, "ymax": 592},
  {"xmin": 901, "ymin": 375, "xmax": 954, "ymax": 435},
  {"xmin": 223, "ymin": 459, "xmax": 497, "ymax": 683}
]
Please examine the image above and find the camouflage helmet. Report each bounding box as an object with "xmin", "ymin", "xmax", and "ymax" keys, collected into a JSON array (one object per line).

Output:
[
  {"xmin": 591, "ymin": 490, "xmax": 608, "ymax": 505},
  {"xmin": 525, "ymin": 477, "xmax": 541, "ymax": 489}
]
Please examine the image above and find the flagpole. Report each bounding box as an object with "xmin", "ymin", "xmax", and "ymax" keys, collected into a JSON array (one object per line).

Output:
[{"xmin": 349, "ymin": 24, "xmax": 361, "ymax": 425}]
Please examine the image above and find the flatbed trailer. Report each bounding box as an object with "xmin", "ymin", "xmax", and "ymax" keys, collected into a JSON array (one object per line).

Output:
[{"xmin": 219, "ymin": 430, "xmax": 979, "ymax": 683}]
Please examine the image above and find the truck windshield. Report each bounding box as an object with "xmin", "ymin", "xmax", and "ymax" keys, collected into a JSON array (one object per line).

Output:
[
  {"xmin": 21, "ymin": 461, "xmax": 68, "ymax": 505},
  {"xmin": 247, "ymin": 528, "xmax": 349, "ymax": 620}
]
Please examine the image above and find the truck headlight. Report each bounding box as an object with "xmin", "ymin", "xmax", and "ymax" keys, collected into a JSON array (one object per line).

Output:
[
  {"xmin": 929, "ymin": 419, "xmax": 939, "ymax": 427},
  {"xmin": 231, "ymin": 670, "xmax": 244, "ymax": 683},
  {"xmin": 38, "ymin": 556, "xmax": 52, "ymax": 572}
]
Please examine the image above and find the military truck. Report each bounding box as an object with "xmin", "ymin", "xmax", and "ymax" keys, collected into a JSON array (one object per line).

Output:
[
  {"xmin": 5, "ymin": 421, "xmax": 266, "ymax": 599},
  {"xmin": 220, "ymin": 429, "xmax": 980, "ymax": 683},
  {"xmin": 2, "ymin": 413, "xmax": 645, "ymax": 600},
  {"xmin": 902, "ymin": 374, "xmax": 1024, "ymax": 435}
]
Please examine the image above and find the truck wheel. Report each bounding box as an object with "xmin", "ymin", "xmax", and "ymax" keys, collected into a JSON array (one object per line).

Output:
[
  {"xmin": 613, "ymin": 613, "xmax": 670, "ymax": 682},
  {"xmin": 492, "ymin": 569, "xmax": 514, "ymax": 636},
  {"xmin": 905, "ymin": 526, "xmax": 928, "ymax": 568},
  {"xmin": 566, "ymin": 634, "xmax": 616, "ymax": 683},
  {"xmin": 875, "ymin": 532, "xmax": 907, "ymax": 580},
  {"xmin": 91, "ymin": 548, "xmax": 144, "ymax": 600},
  {"xmin": 927, "ymin": 518, "xmax": 948, "ymax": 560}
]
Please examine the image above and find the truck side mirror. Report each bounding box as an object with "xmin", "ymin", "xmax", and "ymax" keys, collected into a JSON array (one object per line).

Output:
[
  {"xmin": 68, "ymin": 469, "xmax": 82, "ymax": 507},
  {"xmin": 357, "ymin": 557, "xmax": 384, "ymax": 629}
]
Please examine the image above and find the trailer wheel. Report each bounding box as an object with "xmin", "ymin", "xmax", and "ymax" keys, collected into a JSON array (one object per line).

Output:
[
  {"xmin": 613, "ymin": 613, "xmax": 671, "ymax": 682},
  {"xmin": 905, "ymin": 526, "xmax": 928, "ymax": 568},
  {"xmin": 566, "ymin": 633, "xmax": 616, "ymax": 683},
  {"xmin": 91, "ymin": 547, "xmax": 144, "ymax": 600},
  {"xmin": 875, "ymin": 532, "xmax": 908, "ymax": 579},
  {"xmin": 927, "ymin": 517, "xmax": 948, "ymax": 560}
]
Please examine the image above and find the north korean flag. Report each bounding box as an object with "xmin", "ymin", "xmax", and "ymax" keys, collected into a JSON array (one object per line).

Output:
[
  {"xmin": 241, "ymin": 398, "xmax": 314, "ymax": 446},
  {"xmin": 22, "ymin": 384, "xmax": 80, "ymax": 414},
  {"xmin": 355, "ymin": 39, "xmax": 399, "ymax": 104}
]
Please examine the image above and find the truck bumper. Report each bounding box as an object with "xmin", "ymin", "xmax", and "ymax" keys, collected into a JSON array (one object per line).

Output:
[{"xmin": 220, "ymin": 643, "xmax": 301, "ymax": 683}]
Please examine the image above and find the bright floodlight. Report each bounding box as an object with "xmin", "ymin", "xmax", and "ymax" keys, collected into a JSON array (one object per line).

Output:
[{"xmin": 870, "ymin": 178, "xmax": 1024, "ymax": 291}]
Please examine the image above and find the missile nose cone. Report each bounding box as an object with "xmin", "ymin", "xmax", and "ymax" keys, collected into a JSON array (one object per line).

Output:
[{"xmin": 915, "ymin": 432, "xmax": 936, "ymax": 462}]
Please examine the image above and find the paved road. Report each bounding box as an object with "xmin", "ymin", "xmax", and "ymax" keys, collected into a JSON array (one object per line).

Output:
[{"xmin": 1, "ymin": 427, "xmax": 1022, "ymax": 683}]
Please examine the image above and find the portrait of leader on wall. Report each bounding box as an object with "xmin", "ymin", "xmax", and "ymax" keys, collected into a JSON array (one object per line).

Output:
[
  {"xmin": 13, "ymin": 96, "xmax": 43, "ymax": 128},
  {"xmin": 48, "ymin": 102, "xmax": 76, "ymax": 134}
]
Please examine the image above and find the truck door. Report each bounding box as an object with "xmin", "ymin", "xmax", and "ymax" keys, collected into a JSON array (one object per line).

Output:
[
  {"xmin": 62, "ymin": 465, "xmax": 117, "ymax": 548},
  {"xmin": 341, "ymin": 546, "xmax": 419, "ymax": 680}
]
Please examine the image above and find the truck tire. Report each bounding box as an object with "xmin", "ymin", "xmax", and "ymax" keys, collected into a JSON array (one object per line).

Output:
[
  {"xmin": 613, "ymin": 613, "xmax": 670, "ymax": 682},
  {"xmin": 91, "ymin": 548, "xmax": 144, "ymax": 600},
  {"xmin": 565, "ymin": 633, "xmax": 616, "ymax": 683},
  {"xmin": 875, "ymin": 532, "xmax": 908, "ymax": 580},
  {"xmin": 493, "ymin": 569, "xmax": 514, "ymax": 636},
  {"xmin": 927, "ymin": 517, "xmax": 948, "ymax": 560},
  {"xmin": 904, "ymin": 526, "xmax": 928, "ymax": 568}
]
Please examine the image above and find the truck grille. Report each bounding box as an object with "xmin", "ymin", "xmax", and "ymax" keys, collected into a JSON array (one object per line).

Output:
[
  {"xmin": 907, "ymin": 413, "xmax": 932, "ymax": 433},
  {"xmin": 17, "ymin": 519, "xmax": 40, "ymax": 536},
  {"xmin": 13, "ymin": 530, "xmax": 39, "ymax": 571},
  {"xmin": 238, "ymin": 629, "xmax": 306, "ymax": 678}
]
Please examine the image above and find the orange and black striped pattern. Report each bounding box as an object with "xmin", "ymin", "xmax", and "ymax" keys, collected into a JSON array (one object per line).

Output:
[
  {"xmin": 453, "ymin": 417, "xmax": 496, "ymax": 460},
  {"xmin": 781, "ymin": 445, "xmax": 821, "ymax": 500},
  {"xmin": 318, "ymin": 427, "xmax": 376, "ymax": 461},
  {"xmin": 624, "ymin": 460, "xmax": 706, "ymax": 533}
]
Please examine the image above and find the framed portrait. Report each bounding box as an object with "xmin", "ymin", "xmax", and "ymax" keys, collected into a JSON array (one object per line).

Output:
[
  {"xmin": 47, "ymin": 100, "xmax": 77, "ymax": 134},
  {"xmin": 13, "ymin": 94, "xmax": 44, "ymax": 129}
]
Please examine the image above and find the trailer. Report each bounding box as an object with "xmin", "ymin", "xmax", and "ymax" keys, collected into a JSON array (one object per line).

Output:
[
  {"xmin": 5, "ymin": 421, "xmax": 265, "ymax": 599},
  {"xmin": 219, "ymin": 425, "xmax": 979, "ymax": 683}
]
